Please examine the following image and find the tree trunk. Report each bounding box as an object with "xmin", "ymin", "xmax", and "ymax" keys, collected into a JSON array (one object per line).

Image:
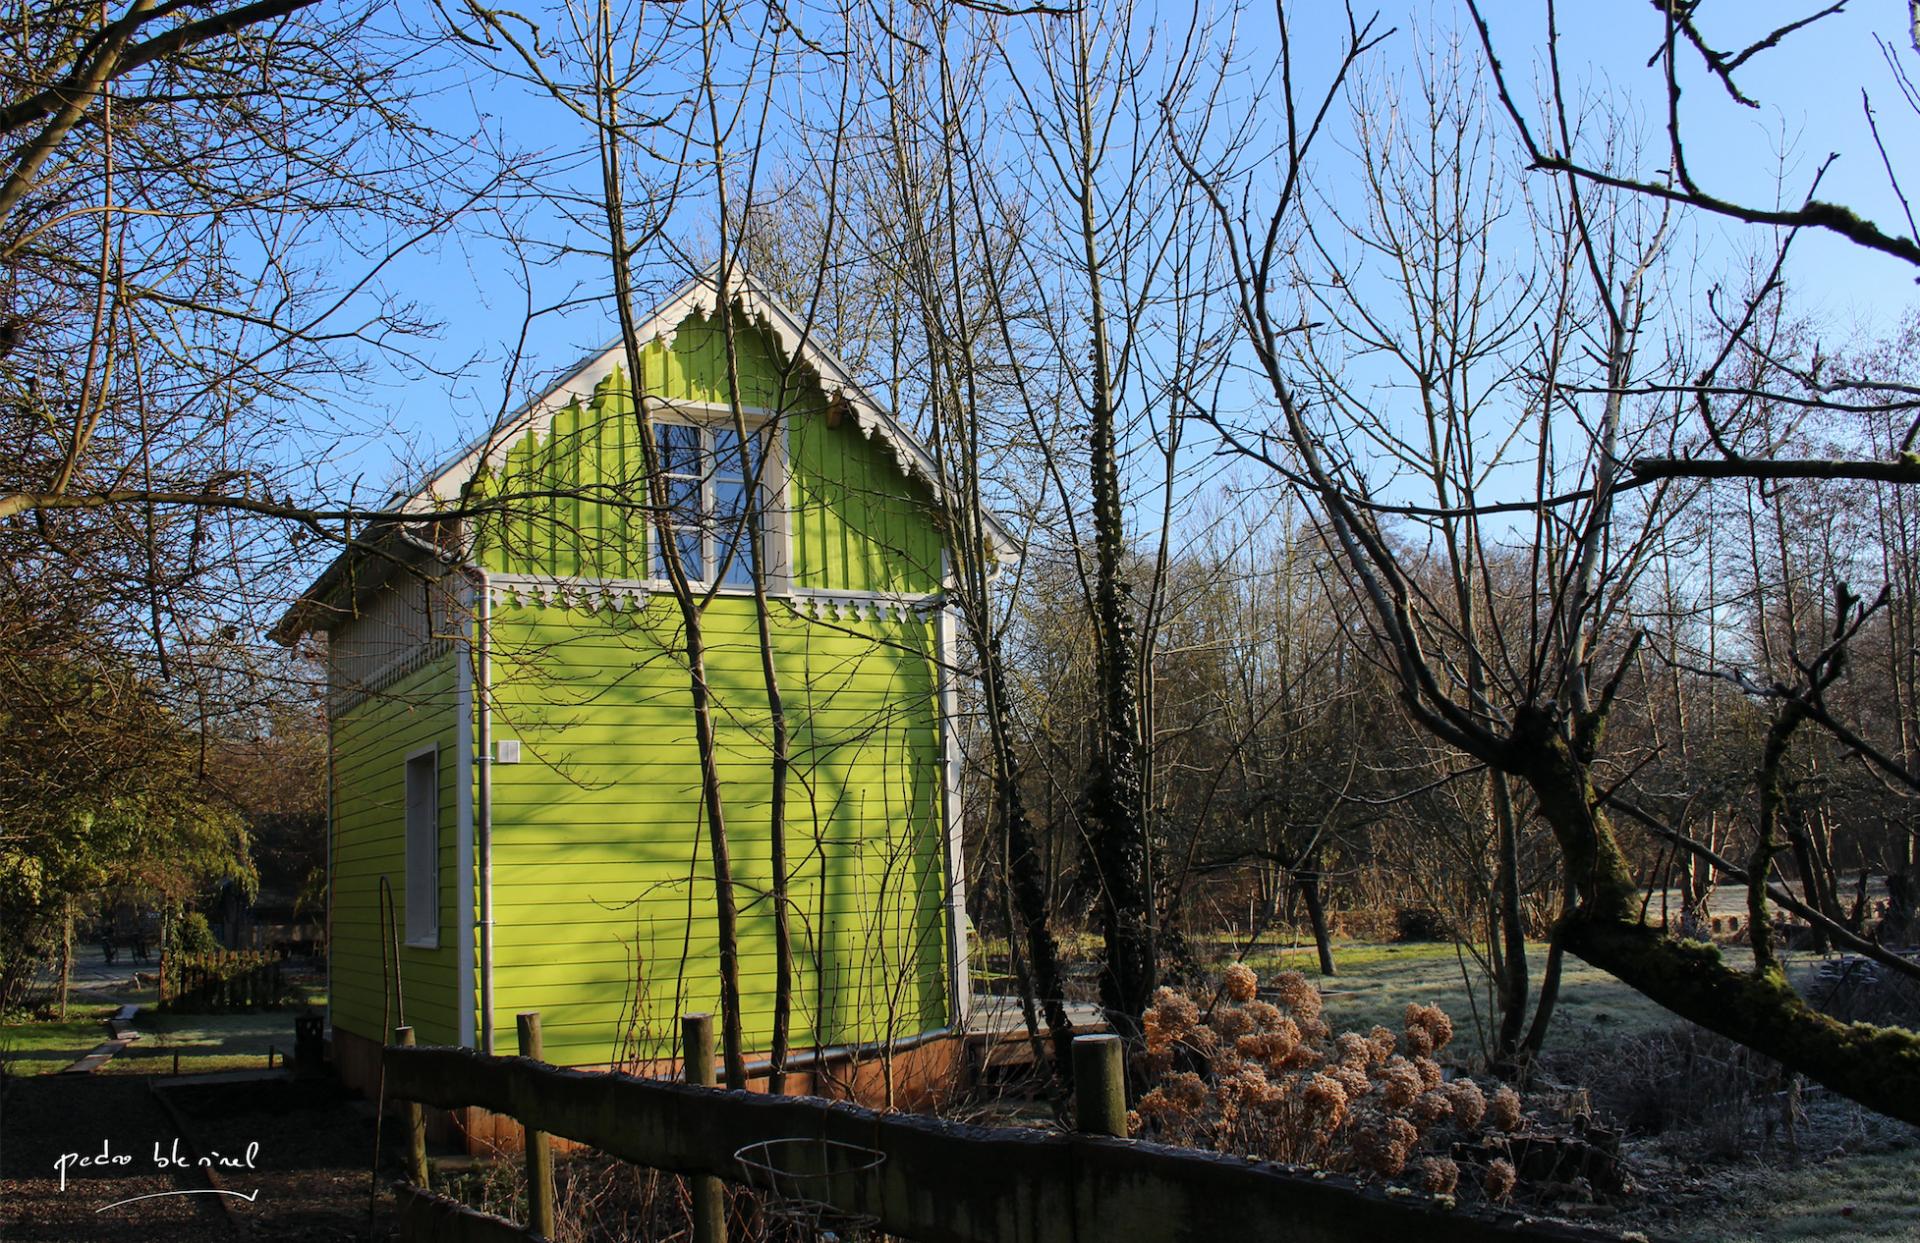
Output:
[
  {"xmin": 57, "ymin": 902, "xmax": 73, "ymax": 1021},
  {"xmin": 1297, "ymin": 865, "xmax": 1337, "ymax": 977},
  {"xmin": 1491, "ymin": 772, "xmax": 1529, "ymax": 1069},
  {"xmin": 1068, "ymin": 11, "xmax": 1154, "ymax": 1041},
  {"xmin": 1515, "ymin": 713, "xmax": 1920, "ymax": 1126},
  {"xmin": 710, "ymin": 255, "xmax": 795, "ymax": 1094},
  {"xmin": 985, "ymin": 637, "xmax": 1078, "ymax": 1079},
  {"xmin": 1561, "ymin": 913, "xmax": 1920, "ymax": 1125}
]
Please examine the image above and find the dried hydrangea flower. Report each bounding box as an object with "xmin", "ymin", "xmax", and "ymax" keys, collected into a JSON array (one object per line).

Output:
[
  {"xmin": 1352, "ymin": 1114, "xmax": 1420, "ymax": 1176},
  {"xmin": 1488, "ymin": 1085, "xmax": 1523, "ymax": 1132},
  {"xmin": 1410, "ymin": 1089, "xmax": 1453, "ymax": 1127},
  {"xmin": 1145, "ymin": 986, "xmax": 1200, "ymax": 1055},
  {"xmin": 1483, "ymin": 1157, "xmax": 1518, "ymax": 1202},
  {"xmin": 1211, "ymin": 1003, "xmax": 1255, "ymax": 1042},
  {"xmin": 1223, "ymin": 961, "xmax": 1259, "ymax": 1002},
  {"xmin": 1367, "ymin": 1024, "xmax": 1397, "ymax": 1063},
  {"xmin": 1272, "ymin": 971, "xmax": 1323, "ymax": 1023},
  {"xmin": 1444, "ymin": 1078, "xmax": 1487, "ymax": 1129},
  {"xmin": 1302, "ymin": 1072, "xmax": 1350, "ymax": 1128},
  {"xmin": 1404, "ymin": 1002, "xmax": 1455, "ymax": 1053},
  {"xmin": 1243, "ymin": 999, "xmax": 1284, "ymax": 1030},
  {"xmin": 1329, "ymin": 1064, "xmax": 1372, "ymax": 1101},
  {"xmin": 1419, "ymin": 1156, "xmax": 1460, "ymax": 1195},
  {"xmin": 1376, "ymin": 1057, "xmax": 1423, "ymax": 1110},
  {"xmin": 1413, "ymin": 1057, "xmax": 1444, "ymax": 1092}
]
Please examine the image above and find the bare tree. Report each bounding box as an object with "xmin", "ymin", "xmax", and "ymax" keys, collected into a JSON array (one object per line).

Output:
[{"xmin": 1188, "ymin": 5, "xmax": 1920, "ymax": 1124}]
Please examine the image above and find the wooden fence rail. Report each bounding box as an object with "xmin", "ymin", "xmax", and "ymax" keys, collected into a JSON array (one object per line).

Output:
[{"xmin": 382, "ymin": 1028, "xmax": 1623, "ymax": 1243}]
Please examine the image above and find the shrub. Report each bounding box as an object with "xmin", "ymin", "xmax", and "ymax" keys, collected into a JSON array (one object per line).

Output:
[
  {"xmin": 174, "ymin": 912, "xmax": 219, "ymax": 955},
  {"xmin": 1130, "ymin": 968, "xmax": 1533, "ymax": 1202}
]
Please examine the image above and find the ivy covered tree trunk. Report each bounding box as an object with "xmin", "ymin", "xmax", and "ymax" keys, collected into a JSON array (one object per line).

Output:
[
  {"xmin": 1075, "ymin": 39, "xmax": 1154, "ymax": 1038},
  {"xmin": 1511, "ymin": 708, "xmax": 1920, "ymax": 1126}
]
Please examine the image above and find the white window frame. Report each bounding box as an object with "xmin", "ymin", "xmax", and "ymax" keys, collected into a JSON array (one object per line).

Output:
[
  {"xmin": 403, "ymin": 743, "xmax": 440, "ymax": 948},
  {"xmin": 647, "ymin": 403, "xmax": 790, "ymax": 594}
]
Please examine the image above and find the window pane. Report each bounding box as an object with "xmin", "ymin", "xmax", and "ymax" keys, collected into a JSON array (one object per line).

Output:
[
  {"xmin": 710, "ymin": 426, "xmax": 763, "ymax": 480},
  {"xmin": 658, "ymin": 422, "xmax": 702, "ymax": 476},
  {"xmin": 654, "ymin": 475, "xmax": 704, "ymax": 580},
  {"xmin": 715, "ymin": 479, "xmax": 754, "ymax": 586},
  {"xmin": 712, "ymin": 427, "xmax": 740, "ymax": 475},
  {"xmin": 404, "ymin": 752, "xmax": 438, "ymax": 946}
]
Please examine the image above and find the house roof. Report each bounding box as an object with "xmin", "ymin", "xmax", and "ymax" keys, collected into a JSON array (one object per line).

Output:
[{"xmin": 272, "ymin": 266, "xmax": 1015, "ymax": 644}]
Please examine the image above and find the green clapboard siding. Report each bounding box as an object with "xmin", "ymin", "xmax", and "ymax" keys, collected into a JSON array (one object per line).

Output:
[
  {"xmin": 482, "ymin": 599, "xmax": 949, "ymax": 1066},
  {"xmin": 412, "ymin": 301, "xmax": 957, "ymax": 1068},
  {"xmin": 474, "ymin": 312, "xmax": 943, "ymax": 596},
  {"xmin": 330, "ymin": 657, "xmax": 462, "ymax": 1047}
]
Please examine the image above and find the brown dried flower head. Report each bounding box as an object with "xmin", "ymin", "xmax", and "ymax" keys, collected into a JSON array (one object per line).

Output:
[
  {"xmin": 1404, "ymin": 1002, "xmax": 1455, "ymax": 1053},
  {"xmin": 1410, "ymin": 1090, "xmax": 1453, "ymax": 1127},
  {"xmin": 1145, "ymin": 987, "xmax": 1200, "ymax": 1056},
  {"xmin": 1334, "ymin": 1032, "xmax": 1372, "ymax": 1069},
  {"xmin": 1223, "ymin": 962, "xmax": 1259, "ymax": 1002},
  {"xmin": 1444, "ymin": 1079, "xmax": 1486, "ymax": 1129},
  {"xmin": 1488, "ymin": 1085, "xmax": 1523, "ymax": 1132},
  {"xmin": 1302, "ymin": 1073, "xmax": 1349, "ymax": 1128},
  {"xmin": 1211, "ymin": 1003, "xmax": 1255, "ymax": 1041},
  {"xmin": 1377, "ymin": 1057, "xmax": 1423, "ymax": 1110},
  {"xmin": 1272, "ymin": 971, "xmax": 1323, "ymax": 1024},
  {"xmin": 1483, "ymin": 1157, "xmax": 1518, "ymax": 1202},
  {"xmin": 1353, "ymin": 1114, "xmax": 1420, "ymax": 1176},
  {"xmin": 1366, "ymin": 1024, "xmax": 1397, "ymax": 1063},
  {"xmin": 1418, "ymin": 1156, "xmax": 1460, "ymax": 1196}
]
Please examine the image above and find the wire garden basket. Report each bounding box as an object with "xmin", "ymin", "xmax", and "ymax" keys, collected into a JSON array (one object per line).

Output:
[{"xmin": 733, "ymin": 1137, "xmax": 887, "ymax": 1242}]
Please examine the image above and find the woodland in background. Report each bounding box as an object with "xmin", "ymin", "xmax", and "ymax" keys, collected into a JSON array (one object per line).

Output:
[{"xmin": 3, "ymin": 0, "xmax": 1920, "ymax": 1146}]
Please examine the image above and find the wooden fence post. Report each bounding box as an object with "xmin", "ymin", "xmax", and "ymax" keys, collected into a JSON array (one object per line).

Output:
[
  {"xmin": 1073, "ymin": 1035, "xmax": 1127, "ymax": 1138},
  {"xmin": 517, "ymin": 1012, "xmax": 556, "ymax": 1239},
  {"xmin": 682, "ymin": 1012, "xmax": 727, "ymax": 1243},
  {"xmin": 395, "ymin": 1026, "xmax": 428, "ymax": 1187}
]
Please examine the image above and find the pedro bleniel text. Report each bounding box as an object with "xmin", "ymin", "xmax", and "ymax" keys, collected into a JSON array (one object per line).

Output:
[{"xmin": 54, "ymin": 1139, "xmax": 260, "ymax": 1191}]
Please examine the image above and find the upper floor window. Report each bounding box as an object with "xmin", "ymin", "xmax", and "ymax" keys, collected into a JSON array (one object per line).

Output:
[{"xmin": 653, "ymin": 419, "xmax": 777, "ymax": 588}]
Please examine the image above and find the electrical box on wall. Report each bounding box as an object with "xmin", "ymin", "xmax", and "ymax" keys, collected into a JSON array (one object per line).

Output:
[{"xmin": 495, "ymin": 740, "xmax": 521, "ymax": 764}]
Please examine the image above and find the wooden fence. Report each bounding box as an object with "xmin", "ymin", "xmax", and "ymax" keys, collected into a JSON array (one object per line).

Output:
[
  {"xmin": 159, "ymin": 949, "xmax": 288, "ymax": 1012},
  {"xmin": 381, "ymin": 1015, "xmax": 1629, "ymax": 1243}
]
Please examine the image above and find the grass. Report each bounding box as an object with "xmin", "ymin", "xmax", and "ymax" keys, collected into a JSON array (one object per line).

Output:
[
  {"xmin": 0, "ymin": 1005, "xmax": 118, "ymax": 1076},
  {"xmin": 101, "ymin": 993, "xmax": 323, "ymax": 1075},
  {"xmin": 1631, "ymin": 1147, "xmax": 1920, "ymax": 1243},
  {"xmin": 1218, "ymin": 934, "xmax": 1826, "ymax": 1061}
]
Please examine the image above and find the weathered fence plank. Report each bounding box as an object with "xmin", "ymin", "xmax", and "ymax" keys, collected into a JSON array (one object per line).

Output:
[
  {"xmin": 515, "ymin": 1014, "xmax": 556, "ymax": 1239},
  {"xmin": 681, "ymin": 1013, "xmax": 728, "ymax": 1243},
  {"xmin": 383, "ymin": 1045, "xmax": 1625, "ymax": 1243},
  {"xmin": 398, "ymin": 1184, "xmax": 547, "ymax": 1243}
]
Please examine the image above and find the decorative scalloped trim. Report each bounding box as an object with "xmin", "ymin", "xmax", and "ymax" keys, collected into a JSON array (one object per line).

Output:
[
  {"xmin": 407, "ymin": 266, "xmax": 1013, "ymax": 557},
  {"xmin": 487, "ymin": 572, "xmax": 653, "ymax": 615},
  {"xmin": 784, "ymin": 590, "xmax": 939, "ymax": 624}
]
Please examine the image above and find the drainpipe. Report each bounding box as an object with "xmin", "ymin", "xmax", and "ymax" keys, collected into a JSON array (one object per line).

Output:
[{"xmin": 476, "ymin": 567, "xmax": 496, "ymax": 1056}]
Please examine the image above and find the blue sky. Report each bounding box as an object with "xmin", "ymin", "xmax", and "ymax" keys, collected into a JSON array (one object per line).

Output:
[{"xmin": 294, "ymin": 0, "xmax": 1920, "ymax": 514}]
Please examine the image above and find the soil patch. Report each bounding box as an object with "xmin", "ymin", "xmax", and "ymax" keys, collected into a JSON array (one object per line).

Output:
[{"xmin": 1, "ymin": 1071, "xmax": 405, "ymax": 1241}]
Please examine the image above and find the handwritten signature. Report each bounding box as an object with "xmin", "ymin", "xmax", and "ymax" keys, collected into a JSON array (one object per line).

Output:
[{"xmin": 55, "ymin": 1138, "xmax": 263, "ymax": 1214}]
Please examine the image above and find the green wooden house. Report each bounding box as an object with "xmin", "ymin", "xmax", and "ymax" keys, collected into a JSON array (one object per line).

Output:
[{"xmin": 274, "ymin": 272, "xmax": 990, "ymax": 1089}]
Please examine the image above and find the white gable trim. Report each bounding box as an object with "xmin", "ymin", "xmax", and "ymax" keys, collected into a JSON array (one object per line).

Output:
[{"xmin": 407, "ymin": 267, "xmax": 1016, "ymax": 556}]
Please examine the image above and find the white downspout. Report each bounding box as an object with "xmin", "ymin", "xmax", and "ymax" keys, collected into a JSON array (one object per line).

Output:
[
  {"xmin": 476, "ymin": 567, "xmax": 496, "ymax": 1056},
  {"xmin": 454, "ymin": 591, "xmax": 476, "ymax": 1049},
  {"xmin": 935, "ymin": 550, "xmax": 972, "ymax": 1030}
]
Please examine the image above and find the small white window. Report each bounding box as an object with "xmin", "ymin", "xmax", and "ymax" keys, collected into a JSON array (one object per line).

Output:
[
  {"xmin": 404, "ymin": 747, "xmax": 439, "ymax": 946},
  {"xmin": 652, "ymin": 420, "xmax": 778, "ymax": 588}
]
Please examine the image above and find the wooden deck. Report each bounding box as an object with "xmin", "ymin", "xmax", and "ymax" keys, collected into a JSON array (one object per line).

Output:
[{"xmin": 963, "ymin": 993, "xmax": 1108, "ymax": 1071}]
